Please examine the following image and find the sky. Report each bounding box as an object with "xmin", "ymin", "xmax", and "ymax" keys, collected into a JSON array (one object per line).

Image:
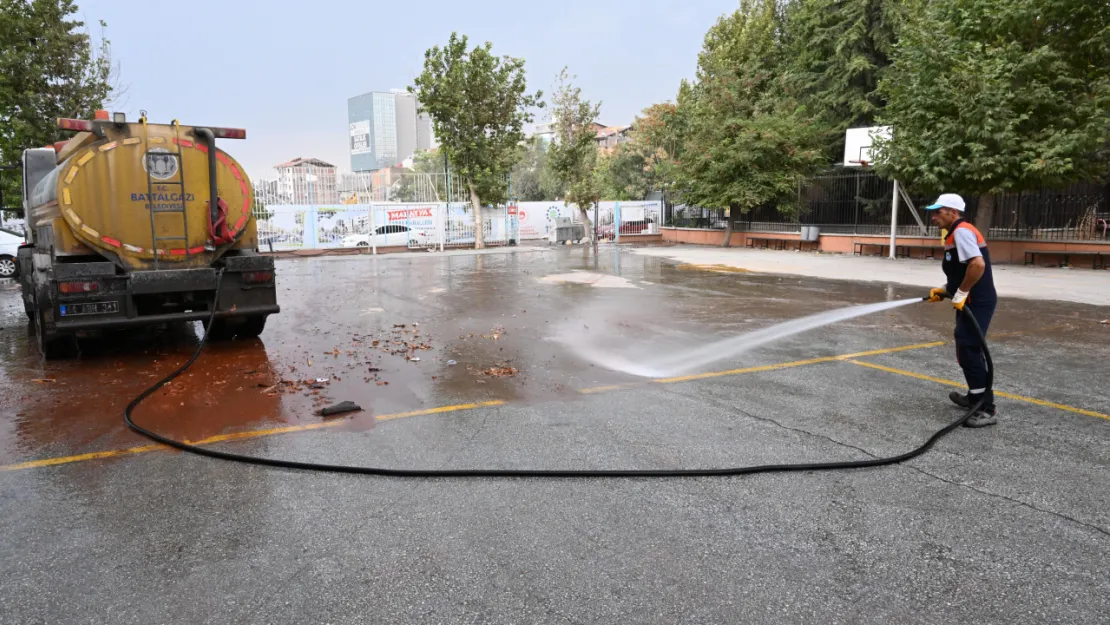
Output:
[{"xmin": 75, "ymin": 0, "xmax": 736, "ymax": 182}]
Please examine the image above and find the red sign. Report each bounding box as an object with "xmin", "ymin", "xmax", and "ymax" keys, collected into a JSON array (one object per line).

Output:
[
  {"xmin": 508, "ymin": 204, "xmax": 518, "ymax": 216},
  {"xmin": 387, "ymin": 208, "xmax": 433, "ymax": 221}
]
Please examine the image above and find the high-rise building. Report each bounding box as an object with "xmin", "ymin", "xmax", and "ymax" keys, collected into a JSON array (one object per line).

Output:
[{"xmin": 348, "ymin": 90, "xmax": 433, "ymax": 172}]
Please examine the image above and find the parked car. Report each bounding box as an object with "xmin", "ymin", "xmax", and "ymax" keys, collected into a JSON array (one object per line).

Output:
[
  {"xmin": 0, "ymin": 229, "xmax": 25, "ymax": 278},
  {"xmin": 341, "ymin": 224, "xmax": 431, "ymax": 248},
  {"xmin": 598, "ymin": 218, "xmax": 655, "ymax": 240}
]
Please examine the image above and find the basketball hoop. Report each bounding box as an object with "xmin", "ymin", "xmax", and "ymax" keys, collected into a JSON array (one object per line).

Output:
[{"xmin": 848, "ymin": 159, "xmax": 870, "ymax": 168}]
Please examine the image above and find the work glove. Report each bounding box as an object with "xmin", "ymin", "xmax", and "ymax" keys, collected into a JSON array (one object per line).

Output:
[
  {"xmin": 951, "ymin": 289, "xmax": 970, "ymax": 311},
  {"xmin": 927, "ymin": 287, "xmax": 947, "ymax": 303}
]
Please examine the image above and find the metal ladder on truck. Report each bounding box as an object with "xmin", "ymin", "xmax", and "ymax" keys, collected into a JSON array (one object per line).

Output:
[{"xmin": 140, "ymin": 115, "xmax": 190, "ymax": 270}]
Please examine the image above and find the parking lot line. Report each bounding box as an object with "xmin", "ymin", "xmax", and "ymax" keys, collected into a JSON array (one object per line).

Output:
[
  {"xmin": 848, "ymin": 360, "xmax": 1110, "ymax": 421},
  {"xmin": 652, "ymin": 340, "xmax": 946, "ymax": 384},
  {"xmin": 0, "ymin": 341, "xmax": 945, "ymax": 473},
  {"xmin": 1, "ymin": 402, "xmax": 506, "ymax": 472}
]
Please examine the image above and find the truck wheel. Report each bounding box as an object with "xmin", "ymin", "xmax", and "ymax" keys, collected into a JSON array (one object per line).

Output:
[
  {"xmin": 35, "ymin": 314, "xmax": 77, "ymax": 359},
  {"xmin": 202, "ymin": 318, "xmax": 235, "ymax": 341},
  {"xmin": 237, "ymin": 315, "xmax": 267, "ymax": 339}
]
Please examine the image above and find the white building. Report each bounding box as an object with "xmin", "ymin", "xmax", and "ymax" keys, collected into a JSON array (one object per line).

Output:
[{"xmin": 273, "ymin": 157, "xmax": 338, "ymax": 204}]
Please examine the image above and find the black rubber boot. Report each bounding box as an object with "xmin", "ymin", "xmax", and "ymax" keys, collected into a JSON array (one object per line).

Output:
[{"xmin": 949, "ymin": 391, "xmax": 973, "ymax": 409}]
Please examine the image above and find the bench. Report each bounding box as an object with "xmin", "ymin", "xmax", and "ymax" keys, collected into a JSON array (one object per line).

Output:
[
  {"xmin": 855, "ymin": 242, "xmax": 944, "ymax": 259},
  {"xmin": 1024, "ymin": 250, "xmax": 1107, "ymax": 269},
  {"xmin": 896, "ymin": 244, "xmax": 945, "ymax": 260},
  {"xmin": 747, "ymin": 235, "xmax": 818, "ymax": 252},
  {"xmin": 853, "ymin": 242, "xmax": 889, "ymax": 257}
]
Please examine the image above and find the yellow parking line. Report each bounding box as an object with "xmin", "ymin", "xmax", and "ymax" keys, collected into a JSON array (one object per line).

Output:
[
  {"xmin": 0, "ymin": 343, "xmax": 950, "ymax": 473},
  {"xmin": 579, "ymin": 383, "xmax": 639, "ymax": 394},
  {"xmin": 376, "ymin": 401, "xmax": 505, "ymax": 422},
  {"xmin": 848, "ymin": 360, "xmax": 1110, "ymax": 421},
  {"xmin": 653, "ymin": 340, "xmax": 946, "ymax": 384},
  {"xmin": 1, "ymin": 401, "xmax": 506, "ymax": 472},
  {"xmin": 0, "ymin": 445, "xmax": 163, "ymax": 472}
]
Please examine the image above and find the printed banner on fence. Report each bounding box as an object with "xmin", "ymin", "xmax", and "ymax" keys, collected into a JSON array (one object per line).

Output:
[{"xmin": 385, "ymin": 205, "xmax": 436, "ymax": 230}]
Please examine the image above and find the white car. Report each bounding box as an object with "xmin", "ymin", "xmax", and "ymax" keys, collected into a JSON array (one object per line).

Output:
[
  {"xmin": 0, "ymin": 229, "xmax": 25, "ymax": 278},
  {"xmin": 341, "ymin": 225, "xmax": 431, "ymax": 248}
]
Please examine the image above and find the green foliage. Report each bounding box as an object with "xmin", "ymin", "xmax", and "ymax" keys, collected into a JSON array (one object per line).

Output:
[
  {"xmin": 510, "ymin": 137, "xmax": 559, "ymax": 201},
  {"xmin": 874, "ymin": 0, "xmax": 1110, "ymax": 195},
  {"xmin": 547, "ymin": 69, "xmax": 601, "ymax": 225},
  {"xmin": 678, "ymin": 0, "xmax": 826, "ymax": 214},
  {"xmin": 392, "ymin": 149, "xmax": 447, "ymax": 202},
  {"xmin": 410, "ymin": 32, "xmax": 542, "ymax": 209},
  {"xmin": 0, "ymin": 0, "xmax": 116, "ymax": 209},
  {"xmin": 606, "ymin": 102, "xmax": 688, "ymax": 204},
  {"xmin": 782, "ymin": 0, "xmax": 903, "ymax": 161}
]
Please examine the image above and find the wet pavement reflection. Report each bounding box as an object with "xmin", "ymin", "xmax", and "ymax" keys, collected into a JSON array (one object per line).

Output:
[{"xmin": 1, "ymin": 247, "xmax": 1106, "ymax": 467}]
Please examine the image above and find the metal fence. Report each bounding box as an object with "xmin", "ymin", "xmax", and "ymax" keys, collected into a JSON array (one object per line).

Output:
[
  {"xmin": 664, "ymin": 169, "xmax": 1110, "ymax": 242},
  {"xmin": 252, "ymin": 203, "xmax": 514, "ymax": 252},
  {"xmin": 253, "ymin": 164, "xmax": 519, "ymax": 251}
]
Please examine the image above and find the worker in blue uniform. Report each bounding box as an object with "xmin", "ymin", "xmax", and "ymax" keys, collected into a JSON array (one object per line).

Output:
[{"xmin": 925, "ymin": 193, "xmax": 998, "ymax": 428}]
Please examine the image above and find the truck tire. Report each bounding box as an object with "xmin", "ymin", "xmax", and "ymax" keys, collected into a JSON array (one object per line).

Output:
[
  {"xmin": 21, "ymin": 288, "xmax": 33, "ymax": 320},
  {"xmin": 35, "ymin": 313, "xmax": 77, "ymax": 359},
  {"xmin": 203, "ymin": 318, "xmax": 235, "ymax": 341},
  {"xmin": 237, "ymin": 315, "xmax": 267, "ymax": 339}
]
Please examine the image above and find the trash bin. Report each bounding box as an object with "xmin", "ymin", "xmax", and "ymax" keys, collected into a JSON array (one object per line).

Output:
[
  {"xmin": 801, "ymin": 226, "xmax": 820, "ymax": 242},
  {"xmin": 552, "ymin": 218, "xmax": 585, "ymax": 244}
]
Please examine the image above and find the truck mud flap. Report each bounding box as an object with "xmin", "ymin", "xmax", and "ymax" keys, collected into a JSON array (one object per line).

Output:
[
  {"xmin": 130, "ymin": 268, "xmax": 218, "ymax": 294},
  {"xmin": 224, "ymin": 254, "xmax": 275, "ymax": 272}
]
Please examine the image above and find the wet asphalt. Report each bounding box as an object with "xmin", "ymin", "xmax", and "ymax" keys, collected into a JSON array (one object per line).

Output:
[{"xmin": 0, "ymin": 246, "xmax": 1108, "ymax": 625}]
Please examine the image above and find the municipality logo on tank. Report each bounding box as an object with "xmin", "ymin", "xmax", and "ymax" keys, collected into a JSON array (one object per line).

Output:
[{"xmin": 143, "ymin": 148, "xmax": 179, "ymax": 181}]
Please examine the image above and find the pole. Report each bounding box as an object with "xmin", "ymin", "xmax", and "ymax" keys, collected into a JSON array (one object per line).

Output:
[
  {"xmin": 889, "ymin": 179, "xmax": 900, "ymax": 260},
  {"xmin": 593, "ymin": 201, "xmax": 599, "ymax": 253},
  {"xmin": 614, "ymin": 201, "xmax": 621, "ymax": 244},
  {"xmin": 370, "ymin": 203, "xmax": 377, "ymax": 255},
  {"xmin": 443, "ymin": 154, "xmax": 450, "ymax": 252}
]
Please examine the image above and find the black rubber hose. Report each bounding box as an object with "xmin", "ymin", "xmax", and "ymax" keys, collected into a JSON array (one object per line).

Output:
[{"xmin": 125, "ymin": 287, "xmax": 991, "ymax": 478}]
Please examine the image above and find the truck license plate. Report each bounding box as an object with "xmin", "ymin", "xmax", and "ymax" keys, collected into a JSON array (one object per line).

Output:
[{"xmin": 60, "ymin": 301, "xmax": 120, "ymax": 317}]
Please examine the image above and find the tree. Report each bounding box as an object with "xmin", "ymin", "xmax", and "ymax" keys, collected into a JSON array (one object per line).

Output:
[
  {"xmin": 679, "ymin": 0, "xmax": 827, "ymax": 247},
  {"xmin": 631, "ymin": 101, "xmax": 687, "ymax": 207},
  {"xmin": 0, "ymin": 0, "xmax": 118, "ymax": 209},
  {"xmin": 594, "ymin": 142, "xmax": 653, "ymax": 201},
  {"xmin": 874, "ymin": 0, "xmax": 1110, "ymax": 232},
  {"xmin": 782, "ymin": 0, "xmax": 903, "ymax": 162},
  {"xmin": 510, "ymin": 137, "xmax": 557, "ymax": 201},
  {"xmin": 411, "ymin": 33, "xmax": 542, "ymax": 248},
  {"xmin": 392, "ymin": 149, "xmax": 447, "ymax": 202},
  {"xmin": 547, "ymin": 69, "xmax": 601, "ymax": 241}
]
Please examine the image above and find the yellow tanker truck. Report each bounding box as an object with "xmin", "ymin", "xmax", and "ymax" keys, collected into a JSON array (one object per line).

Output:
[{"xmin": 16, "ymin": 110, "xmax": 279, "ymax": 357}]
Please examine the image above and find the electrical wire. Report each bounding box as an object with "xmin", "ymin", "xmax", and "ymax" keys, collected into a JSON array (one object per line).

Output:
[{"xmin": 125, "ymin": 281, "xmax": 991, "ymax": 478}]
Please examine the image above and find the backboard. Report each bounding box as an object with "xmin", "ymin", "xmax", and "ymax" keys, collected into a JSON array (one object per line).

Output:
[{"xmin": 843, "ymin": 126, "xmax": 892, "ymax": 167}]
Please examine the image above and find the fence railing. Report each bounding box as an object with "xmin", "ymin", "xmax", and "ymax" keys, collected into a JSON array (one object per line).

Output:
[
  {"xmin": 253, "ymin": 203, "xmax": 515, "ymax": 252},
  {"xmin": 664, "ymin": 169, "xmax": 1110, "ymax": 242}
]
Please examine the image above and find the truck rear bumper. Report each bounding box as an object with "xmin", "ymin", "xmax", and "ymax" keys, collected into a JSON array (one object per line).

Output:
[
  {"xmin": 41, "ymin": 256, "xmax": 280, "ymax": 335},
  {"xmin": 52, "ymin": 304, "xmax": 281, "ymax": 332}
]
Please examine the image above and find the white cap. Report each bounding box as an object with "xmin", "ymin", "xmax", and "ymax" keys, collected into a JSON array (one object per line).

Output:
[{"xmin": 925, "ymin": 193, "xmax": 965, "ymax": 212}]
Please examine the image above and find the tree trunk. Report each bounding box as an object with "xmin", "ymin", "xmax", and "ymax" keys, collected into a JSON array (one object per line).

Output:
[
  {"xmin": 469, "ymin": 184, "xmax": 485, "ymax": 249},
  {"xmin": 720, "ymin": 208, "xmax": 734, "ymax": 248},
  {"xmin": 578, "ymin": 205, "xmax": 593, "ymax": 244},
  {"xmin": 974, "ymin": 193, "xmax": 995, "ymax": 234}
]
